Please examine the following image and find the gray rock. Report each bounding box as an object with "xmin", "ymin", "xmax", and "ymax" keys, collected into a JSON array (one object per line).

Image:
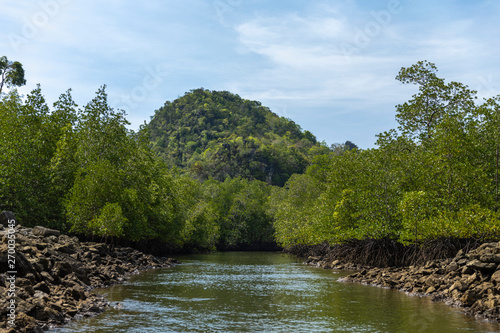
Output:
[
  {"xmin": 0, "ymin": 245, "xmax": 36, "ymax": 275},
  {"xmin": 0, "ymin": 211, "xmax": 15, "ymax": 226},
  {"xmin": 479, "ymin": 254, "xmax": 500, "ymax": 263},
  {"xmin": 466, "ymin": 259, "xmax": 497, "ymax": 272},
  {"xmin": 32, "ymin": 226, "xmax": 61, "ymax": 237}
]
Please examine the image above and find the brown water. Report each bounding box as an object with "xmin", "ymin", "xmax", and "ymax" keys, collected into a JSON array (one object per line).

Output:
[{"xmin": 54, "ymin": 252, "xmax": 500, "ymax": 332}]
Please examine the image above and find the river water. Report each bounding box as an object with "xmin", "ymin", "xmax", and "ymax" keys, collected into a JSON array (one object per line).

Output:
[{"xmin": 55, "ymin": 252, "xmax": 500, "ymax": 332}]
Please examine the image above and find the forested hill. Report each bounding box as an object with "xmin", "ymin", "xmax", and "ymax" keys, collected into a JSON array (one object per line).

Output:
[{"xmin": 146, "ymin": 88, "xmax": 330, "ymax": 186}]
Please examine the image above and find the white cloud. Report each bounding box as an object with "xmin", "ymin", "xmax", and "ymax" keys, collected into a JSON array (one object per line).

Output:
[
  {"xmin": 2, "ymin": 0, "xmax": 500, "ymax": 148},
  {"xmin": 233, "ymin": 12, "xmax": 402, "ymax": 107}
]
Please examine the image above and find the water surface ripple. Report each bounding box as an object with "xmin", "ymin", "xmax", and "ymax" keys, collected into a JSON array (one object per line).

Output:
[{"xmin": 55, "ymin": 252, "xmax": 500, "ymax": 332}]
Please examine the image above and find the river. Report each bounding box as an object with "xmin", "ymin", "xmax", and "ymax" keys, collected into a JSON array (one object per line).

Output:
[{"xmin": 54, "ymin": 252, "xmax": 500, "ymax": 332}]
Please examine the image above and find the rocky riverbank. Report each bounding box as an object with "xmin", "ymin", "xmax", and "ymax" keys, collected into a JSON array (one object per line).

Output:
[
  {"xmin": 306, "ymin": 242, "xmax": 500, "ymax": 322},
  {"xmin": 0, "ymin": 224, "xmax": 178, "ymax": 333}
]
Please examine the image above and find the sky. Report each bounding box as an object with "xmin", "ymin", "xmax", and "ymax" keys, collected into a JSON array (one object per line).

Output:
[{"xmin": 1, "ymin": 0, "xmax": 500, "ymax": 148}]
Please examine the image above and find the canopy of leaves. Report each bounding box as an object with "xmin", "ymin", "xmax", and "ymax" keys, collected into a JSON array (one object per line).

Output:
[
  {"xmin": 271, "ymin": 61, "xmax": 500, "ymax": 249},
  {"xmin": 0, "ymin": 84, "xmax": 277, "ymax": 252},
  {"xmin": 6, "ymin": 57, "xmax": 497, "ymax": 255},
  {"xmin": 0, "ymin": 56, "xmax": 26, "ymax": 94},
  {"xmin": 146, "ymin": 88, "xmax": 330, "ymax": 186}
]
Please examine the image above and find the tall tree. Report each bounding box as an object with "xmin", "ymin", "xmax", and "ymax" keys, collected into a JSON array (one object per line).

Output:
[
  {"xmin": 0, "ymin": 86, "xmax": 60, "ymax": 226},
  {"xmin": 395, "ymin": 60, "xmax": 476, "ymax": 142},
  {"xmin": 0, "ymin": 56, "xmax": 26, "ymax": 94}
]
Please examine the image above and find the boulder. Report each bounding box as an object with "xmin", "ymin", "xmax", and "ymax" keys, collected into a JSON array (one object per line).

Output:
[
  {"xmin": 52, "ymin": 262, "xmax": 73, "ymax": 278},
  {"xmin": 466, "ymin": 260, "xmax": 497, "ymax": 272},
  {"xmin": 0, "ymin": 222, "xmax": 178, "ymax": 331},
  {"xmin": 451, "ymin": 279, "xmax": 469, "ymax": 292},
  {"xmin": 13, "ymin": 312, "xmax": 40, "ymax": 333},
  {"xmin": 461, "ymin": 289, "xmax": 481, "ymax": 306},
  {"xmin": 32, "ymin": 304, "xmax": 63, "ymax": 322},
  {"xmin": 54, "ymin": 243, "xmax": 75, "ymax": 254},
  {"xmin": 445, "ymin": 261, "xmax": 459, "ymax": 272},
  {"xmin": 40, "ymin": 271, "xmax": 54, "ymax": 284},
  {"xmin": 0, "ymin": 245, "xmax": 36, "ymax": 275},
  {"xmin": 33, "ymin": 281, "xmax": 51, "ymax": 294},
  {"xmin": 32, "ymin": 226, "xmax": 60, "ymax": 238},
  {"xmin": 477, "ymin": 242, "xmax": 498, "ymax": 252},
  {"xmin": 479, "ymin": 254, "xmax": 500, "ymax": 264},
  {"xmin": 475, "ymin": 282, "xmax": 494, "ymax": 296},
  {"xmin": 0, "ymin": 211, "xmax": 15, "ymax": 226},
  {"xmin": 484, "ymin": 297, "xmax": 499, "ymax": 309},
  {"xmin": 490, "ymin": 270, "xmax": 500, "ymax": 285}
]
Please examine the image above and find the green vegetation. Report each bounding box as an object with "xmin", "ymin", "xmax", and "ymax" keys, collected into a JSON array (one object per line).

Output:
[
  {"xmin": 0, "ymin": 83, "xmax": 282, "ymax": 251},
  {"xmin": 271, "ymin": 61, "xmax": 500, "ymax": 249},
  {"xmin": 0, "ymin": 55, "xmax": 26, "ymax": 94},
  {"xmin": 146, "ymin": 88, "xmax": 330, "ymax": 186},
  {"xmin": 2, "ymin": 59, "xmax": 499, "ymax": 255}
]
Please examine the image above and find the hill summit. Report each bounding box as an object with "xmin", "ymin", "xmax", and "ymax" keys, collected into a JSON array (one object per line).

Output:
[{"xmin": 146, "ymin": 88, "xmax": 330, "ymax": 186}]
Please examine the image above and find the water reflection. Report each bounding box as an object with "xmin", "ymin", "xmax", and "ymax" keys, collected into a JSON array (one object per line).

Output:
[{"xmin": 53, "ymin": 252, "xmax": 500, "ymax": 333}]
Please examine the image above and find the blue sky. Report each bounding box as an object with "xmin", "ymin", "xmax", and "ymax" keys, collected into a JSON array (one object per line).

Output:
[{"xmin": 2, "ymin": 0, "xmax": 500, "ymax": 148}]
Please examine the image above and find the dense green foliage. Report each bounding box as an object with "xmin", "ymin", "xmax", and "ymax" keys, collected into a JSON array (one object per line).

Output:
[
  {"xmin": 271, "ymin": 61, "xmax": 500, "ymax": 248},
  {"xmin": 0, "ymin": 84, "xmax": 275, "ymax": 251},
  {"xmin": 146, "ymin": 88, "xmax": 330, "ymax": 186},
  {"xmin": 3, "ymin": 58, "xmax": 499, "ymax": 254}
]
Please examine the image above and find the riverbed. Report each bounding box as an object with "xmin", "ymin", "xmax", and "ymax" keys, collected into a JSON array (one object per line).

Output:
[{"xmin": 53, "ymin": 252, "xmax": 500, "ymax": 332}]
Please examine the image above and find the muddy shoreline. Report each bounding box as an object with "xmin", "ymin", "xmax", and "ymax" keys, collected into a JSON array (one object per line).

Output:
[
  {"xmin": 304, "ymin": 242, "xmax": 500, "ymax": 322},
  {"xmin": 0, "ymin": 224, "xmax": 178, "ymax": 333}
]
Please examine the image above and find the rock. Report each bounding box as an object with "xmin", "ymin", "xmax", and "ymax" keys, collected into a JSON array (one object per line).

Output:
[
  {"xmin": 32, "ymin": 304, "xmax": 63, "ymax": 322},
  {"xmin": 66, "ymin": 286, "xmax": 86, "ymax": 301},
  {"xmin": 33, "ymin": 290, "xmax": 50, "ymax": 301},
  {"xmin": 52, "ymin": 262, "xmax": 73, "ymax": 278},
  {"xmin": 461, "ymin": 289, "xmax": 481, "ymax": 306},
  {"xmin": 426, "ymin": 286, "xmax": 436, "ymax": 293},
  {"xmin": 479, "ymin": 254, "xmax": 500, "ymax": 264},
  {"xmin": 40, "ymin": 271, "xmax": 54, "ymax": 284},
  {"xmin": 484, "ymin": 298, "xmax": 499, "ymax": 309},
  {"xmin": 451, "ymin": 280, "xmax": 469, "ymax": 292},
  {"xmin": 0, "ymin": 246, "xmax": 36, "ymax": 275},
  {"xmin": 12, "ymin": 312, "xmax": 41, "ymax": 333},
  {"xmin": 477, "ymin": 242, "xmax": 498, "ymax": 252},
  {"xmin": 87, "ymin": 243, "xmax": 109, "ymax": 256},
  {"xmin": 35, "ymin": 242, "xmax": 47, "ymax": 251},
  {"xmin": 16, "ymin": 299, "xmax": 36, "ymax": 315},
  {"xmin": 491, "ymin": 270, "xmax": 500, "ymax": 284},
  {"xmin": 33, "ymin": 281, "xmax": 51, "ymax": 294},
  {"xmin": 461, "ymin": 265, "xmax": 474, "ymax": 275},
  {"xmin": 0, "ymin": 211, "xmax": 15, "ymax": 226},
  {"xmin": 37, "ymin": 257, "xmax": 51, "ymax": 271},
  {"xmin": 425, "ymin": 276, "xmax": 440, "ymax": 288},
  {"xmin": 445, "ymin": 261, "xmax": 459, "ymax": 272},
  {"xmin": 0, "ymin": 225, "xmax": 178, "ymax": 332},
  {"xmin": 339, "ymin": 242, "xmax": 500, "ymax": 322},
  {"xmin": 475, "ymin": 282, "xmax": 494, "ymax": 296},
  {"xmin": 32, "ymin": 226, "xmax": 61, "ymax": 237},
  {"xmin": 24, "ymin": 273, "xmax": 37, "ymax": 285},
  {"xmin": 47, "ymin": 235, "xmax": 59, "ymax": 243},
  {"xmin": 54, "ymin": 243, "xmax": 76, "ymax": 254},
  {"xmin": 454, "ymin": 249, "xmax": 464, "ymax": 260},
  {"xmin": 467, "ymin": 260, "xmax": 497, "ymax": 272}
]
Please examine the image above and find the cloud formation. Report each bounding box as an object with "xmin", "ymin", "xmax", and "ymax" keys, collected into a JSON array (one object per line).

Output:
[{"xmin": 1, "ymin": 0, "xmax": 499, "ymax": 148}]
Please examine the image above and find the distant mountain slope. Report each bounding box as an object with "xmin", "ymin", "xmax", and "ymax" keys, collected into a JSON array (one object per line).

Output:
[{"xmin": 146, "ymin": 88, "xmax": 330, "ymax": 186}]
